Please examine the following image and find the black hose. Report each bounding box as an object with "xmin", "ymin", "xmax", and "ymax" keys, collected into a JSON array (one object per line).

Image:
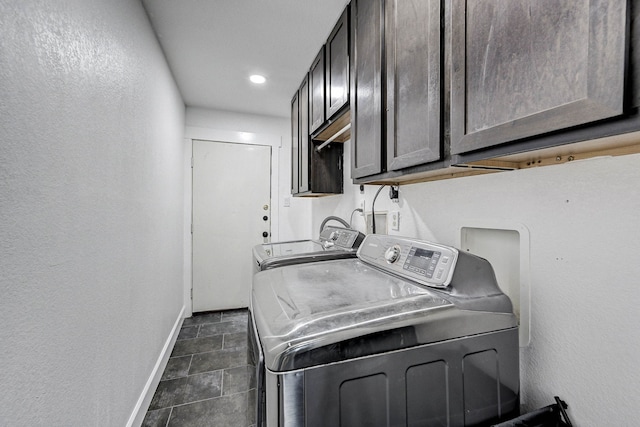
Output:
[{"xmin": 371, "ymin": 185, "xmax": 386, "ymax": 234}]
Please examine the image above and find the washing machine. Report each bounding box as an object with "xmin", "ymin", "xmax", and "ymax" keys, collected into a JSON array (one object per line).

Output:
[
  {"xmin": 252, "ymin": 225, "xmax": 364, "ymax": 272},
  {"xmin": 249, "ymin": 234, "xmax": 519, "ymax": 427}
]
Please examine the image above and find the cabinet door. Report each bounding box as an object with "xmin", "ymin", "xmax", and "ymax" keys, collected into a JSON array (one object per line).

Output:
[
  {"xmin": 291, "ymin": 91, "xmax": 300, "ymax": 194},
  {"xmin": 451, "ymin": 0, "xmax": 628, "ymax": 155},
  {"xmin": 351, "ymin": 0, "xmax": 384, "ymax": 179},
  {"xmin": 326, "ymin": 6, "xmax": 350, "ymax": 120},
  {"xmin": 309, "ymin": 48, "xmax": 326, "ymax": 133},
  {"xmin": 299, "ymin": 75, "xmax": 311, "ymax": 193},
  {"xmin": 386, "ymin": 0, "xmax": 441, "ymax": 171}
]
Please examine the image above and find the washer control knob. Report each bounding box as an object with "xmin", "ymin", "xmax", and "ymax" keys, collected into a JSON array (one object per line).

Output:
[
  {"xmin": 330, "ymin": 231, "xmax": 339, "ymax": 241},
  {"xmin": 385, "ymin": 245, "xmax": 401, "ymax": 264}
]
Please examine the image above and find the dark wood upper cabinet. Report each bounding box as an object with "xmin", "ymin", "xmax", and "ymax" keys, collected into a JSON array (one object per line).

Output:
[
  {"xmin": 298, "ymin": 0, "xmax": 638, "ymax": 186},
  {"xmin": 386, "ymin": 0, "xmax": 441, "ymax": 171},
  {"xmin": 351, "ymin": 0, "xmax": 442, "ymax": 180},
  {"xmin": 350, "ymin": 0, "xmax": 384, "ymax": 179},
  {"xmin": 298, "ymin": 75, "xmax": 311, "ymax": 193},
  {"xmin": 309, "ymin": 47, "xmax": 326, "ymax": 134},
  {"xmin": 326, "ymin": 6, "xmax": 350, "ymax": 120},
  {"xmin": 451, "ymin": 0, "xmax": 629, "ymax": 155},
  {"xmin": 633, "ymin": 2, "xmax": 640, "ymax": 109},
  {"xmin": 291, "ymin": 8, "xmax": 350, "ymax": 197},
  {"xmin": 307, "ymin": 143, "xmax": 344, "ymax": 196},
  {"xmin": 291, "ymin": 74, "xmax": 343, "ymax": 197},
  {"xmin": 291, "ymin": 91, "xmax": 300, "ymax": 195}
]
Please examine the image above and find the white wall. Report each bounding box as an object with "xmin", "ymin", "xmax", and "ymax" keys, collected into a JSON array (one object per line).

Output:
[
  {"xmin": 314, "ymin": 141, "xmax": 640, "ymax": 425},
  {"xmin": 0, "ymin": 1, "xmax": 185, "ymax": 425},
  {"xmin": 185, "ymin": 107, "xmax": 312, "ymax": 242},
  {"xmin": 310, "ymin": 141, "xmax": 436, "ymax": 239}
]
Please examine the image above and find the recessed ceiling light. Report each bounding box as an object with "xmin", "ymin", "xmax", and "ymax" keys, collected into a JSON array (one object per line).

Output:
[{"xmin": 249, "ymin": 74, "xmax": 266, "ymax": 84}]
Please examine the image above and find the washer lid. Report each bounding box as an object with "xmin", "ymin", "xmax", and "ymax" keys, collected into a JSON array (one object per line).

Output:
[
  {"xmin": 252, "ymin": 258, "xmax": 515, "ymax": 372},
  {"xmin": 253, "ymin": 226, "xmax": 364, "ymax": 271},
  {"xmin": 255, "ymin": 240, "xmax": 324, "ymax": 260},
  {"xmin": 258, "ymin": 259, "xmax": 448, "ymax": 325},
  {"xmin": 253, "ymin": 240, "xmax": 324, "ymax": 266},
  {"xmin": 253, "ymin": 240, "xmax": 360, "ymax": 271}
]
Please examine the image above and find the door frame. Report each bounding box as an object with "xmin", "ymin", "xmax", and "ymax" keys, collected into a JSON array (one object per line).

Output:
[{"xmin": 183, "ymin": 128, "xmax": 282, "ymax": 317}]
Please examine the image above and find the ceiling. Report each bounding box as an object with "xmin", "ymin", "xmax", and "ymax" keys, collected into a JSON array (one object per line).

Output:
[{"xmin": 141, "ymin": 0, "xmax": 350, "ymax": 118}]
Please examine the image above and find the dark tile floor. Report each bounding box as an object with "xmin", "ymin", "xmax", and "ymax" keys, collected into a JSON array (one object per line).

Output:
[{"xmin": 142, "ymin": 309, "xmax": 255, "ymax": 427}]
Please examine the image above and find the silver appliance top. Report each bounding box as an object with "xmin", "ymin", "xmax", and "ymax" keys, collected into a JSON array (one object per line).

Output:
[
  {"xmin": 252, "ymin": 226, "xmax": 364, "ymax": 271},
  {"xmin": 252, "ymin": 234, "xmax": 517, "ymax": 372}
]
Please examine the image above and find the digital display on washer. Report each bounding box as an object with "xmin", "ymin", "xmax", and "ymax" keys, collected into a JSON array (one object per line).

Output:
[{"xmin": 404, "ymin": 247, "xmax": 440, "ymax": 278}]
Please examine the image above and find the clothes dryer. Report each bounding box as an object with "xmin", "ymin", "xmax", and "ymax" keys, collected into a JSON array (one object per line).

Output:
[{"xmin": 249, "ymin": 234, "xmax": 519, "ymax": 427}]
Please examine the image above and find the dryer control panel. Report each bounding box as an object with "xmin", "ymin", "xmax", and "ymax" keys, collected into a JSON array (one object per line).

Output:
[
  {"xmin": 357, "ymin": 235, "xmax": 459, "ymax": 288},
  {"xmin": 319, "ymin": 226, "xmax": 364, "ymax": 250}
]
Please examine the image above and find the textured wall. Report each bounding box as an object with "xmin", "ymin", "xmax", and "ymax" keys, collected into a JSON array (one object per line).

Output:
[
  {"xmin": 315, "ymin": 145, "xmax": 640, "ymax": 426},
  {"xmin": 0, "ymin": 0, "xmax": 185, "ymax": 425}
]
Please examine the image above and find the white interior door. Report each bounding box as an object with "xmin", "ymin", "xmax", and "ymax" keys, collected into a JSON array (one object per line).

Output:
[{"xmin": 192, "ymin": 140, "xmax": 271, "ymax": 312}]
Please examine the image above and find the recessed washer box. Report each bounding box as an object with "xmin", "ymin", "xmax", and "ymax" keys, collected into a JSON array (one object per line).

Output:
[{"xmin": 460, "ymin": 222, "xmax": 531, "ymax": 347}]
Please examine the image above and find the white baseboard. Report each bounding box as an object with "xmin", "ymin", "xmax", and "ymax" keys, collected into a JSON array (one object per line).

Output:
[{"xmin": 126, "ymin": 305, "xmax": 185, "ymax": 427}]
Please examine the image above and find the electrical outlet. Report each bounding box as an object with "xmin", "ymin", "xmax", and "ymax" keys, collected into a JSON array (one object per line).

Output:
[{"xmin": 390, "ymin": 211, "xmax": 400, "ymax": 231}]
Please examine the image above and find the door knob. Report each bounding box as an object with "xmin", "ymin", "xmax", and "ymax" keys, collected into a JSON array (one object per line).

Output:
[
  {"xmin": 263, "ymin": 216, "xmax": 268, "ymax": 221},
  {"xmin": 262, "ymin": 231, "xmax": 269, "ymax": 238}
]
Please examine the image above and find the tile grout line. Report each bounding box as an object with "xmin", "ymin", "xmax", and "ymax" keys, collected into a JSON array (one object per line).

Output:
[
  {"xmin": 189, "ymin": 360, "xmax": 250, "ymax": 376},
  {"xmin": 164, "ymin": 407, "xmax": 173, "ymax": 427},
  {"xmin": 166, "ymin": 389, "xmax": 252, "ymax": 410},
  {"xmin": 176, "ymin": 344, "xmax": 247, "ymax": 359},
  {"xmin": 172, "ymin": 342, "xmax": 247, "ymax": 358},
  {"xmin": 220, "ymin": 364, "xmax": 225, "ymax": 397},
  {"xmin": 187, "ymin": 354, "xmax": 193, "ymax": 378}
]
